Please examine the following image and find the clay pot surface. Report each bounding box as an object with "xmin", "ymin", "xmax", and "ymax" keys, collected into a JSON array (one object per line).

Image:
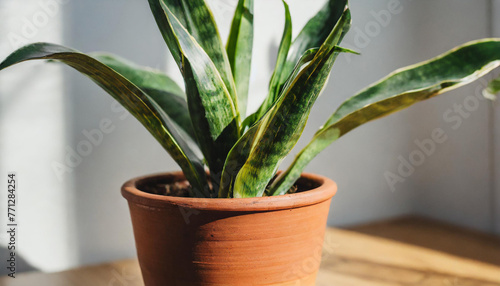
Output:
[{"xmin": 122, "ymin": 171, "xmax": 337, "ymax": 286}]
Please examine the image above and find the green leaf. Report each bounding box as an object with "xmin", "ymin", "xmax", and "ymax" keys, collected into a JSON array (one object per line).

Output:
[
  {"xmin": 279, "ymin": 0, "xmax": 348, "ymax": 95},
  {"xmin": 240, "ymin": 47, "xmax": 319, "ymax": 132},
  {"xmin": 91, "ymin": 53, "xmax": 196, "ymax": 140},
  {"xmin": 251, "ymin": 0, "xmax": 348, "ymax": 127},
  {"xmin": 278, "ymin": 48, "xmax": 319, "ymax": 96},
  {"xmin": 257, "ymin": 0, "xmax": 292, "ymax": 118},
  {"xmin": 227, "ymin": 0, "xmax": 254, "ymax": 116},
  {"xmin": 153, "ymin": 2, "xmax": 241, "ymax": 181},
  {"xmin": 271, "ymin": 38, "xmax": 500, "ymax": 196},
  {"xmin": 91, "ymin": 53, "xmax": 184, "ymax": 97},
  {"xmin": 141, "ymin": 88, "xmax": 197, "ymax": 141},
  {"xmin": 483, "ymin": 76, "xmax": 500, "ymax": 100},
  {"xmin": 221, "ymin": 9, "xmax": 352, "ymax": 198},
  {"xmin": 276, "ymin": 46, "xmax": 357, "ymax": 109},
  {"xmin": 148, "ymin": 0, "xmax": 239, "ymax": 116},
  {"xmin": 152, "ymin": 1, "xmax": 239, "ymax": 138},
  {"xmin": 218, "ymin": 122, "xmax": 260, "ymax": 198},
  {"xmin": 0, "ymin": 43, "xmax": 210, "ymax": 198}
]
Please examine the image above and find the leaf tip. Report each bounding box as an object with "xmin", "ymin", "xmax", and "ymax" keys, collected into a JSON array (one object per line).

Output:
[{"xmin": 483, "ymin": 89, "xmax": 498, "ymax": 101}]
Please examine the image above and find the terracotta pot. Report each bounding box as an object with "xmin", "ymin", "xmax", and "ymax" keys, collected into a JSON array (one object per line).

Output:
[{"xmin": 121, "ymin": 171, "xmax": 337, "ymax": 286}]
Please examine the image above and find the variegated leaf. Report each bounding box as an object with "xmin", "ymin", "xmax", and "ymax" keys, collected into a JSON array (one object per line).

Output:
[
  {"xmin": 227, "ymin": 0, "xmax": 254, "ymax": 116},
  {"xmin": 91, "ymin": 53, "xmax": 195, "ymax": 140},
  {"xmin": 148, "ymin": 0, "xmax": 239, "ymax": 113},
  {"xmin": 223, "ymin": 9, "xmax": 352, "ymax": 198},
  {"xmin": 152, "ymin": 2, "xmax": 241, "ymax": 182},
  {"xmin": 0, "ymin": 43, "xmax": 210, "ymax": 197},
  {"xmin": 251, "ymin": 0, "xmax": 348, "ymax": 127},
  {"xmin": 271, "ymin": 39, "xmax": 500, "ymax": 196}
]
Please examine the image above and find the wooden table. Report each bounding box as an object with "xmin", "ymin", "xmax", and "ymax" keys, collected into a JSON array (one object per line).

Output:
[{"xmin": 2, "ymin": 217, "xmax": 499, "ymax": 285}]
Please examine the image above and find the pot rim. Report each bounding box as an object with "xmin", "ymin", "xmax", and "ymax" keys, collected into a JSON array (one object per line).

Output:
[{"xmin": 121, "ymin": 171, "xmax": 337, "ymax": 211}]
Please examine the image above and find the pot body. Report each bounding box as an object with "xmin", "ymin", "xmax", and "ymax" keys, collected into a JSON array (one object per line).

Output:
[{"xmin": 122, "ymin": 172, "xmax": 337, "ymax": 286}]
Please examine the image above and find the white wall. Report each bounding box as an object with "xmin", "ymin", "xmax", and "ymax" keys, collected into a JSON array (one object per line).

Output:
[
  {"xmin": 0, "ymin": 0, "xmax": 498, "ymax": 273},
  {"xmin": 360, "ymin": 0, "xmax": 493, "ymax": 232},
  {"xmin": 404, "ymin": 1, "xmax": 494, "ymax": 233},
  {"xmin": 0, "ymin": 0, "xmax": 76, "ymax": 273},
  {"xmin": 63, "ymin": 0, "xmax": 175, "ymax": 269},
  {"xmin": 493, "ymin": 0, "xmax": 500, "ymax": 234}
]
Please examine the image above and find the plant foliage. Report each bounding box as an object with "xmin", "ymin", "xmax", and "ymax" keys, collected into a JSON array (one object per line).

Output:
[{"xmin": 1, "ymin": 0, "xmax": 500, "ymax": 198}]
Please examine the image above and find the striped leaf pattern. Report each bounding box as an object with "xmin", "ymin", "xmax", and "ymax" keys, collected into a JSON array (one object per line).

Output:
[
  {"xmin": 227, "ymin": 9, "xmax": 352, "ymax": 198},
  {"xmin": 91, "ymin": 53, "xmax": 196, "ymax": 140},
  {"xmin": 270, "ymin": 39, "xmax": 500, "ymax": 196},
  {"xmin": 227, "ymin": 0, "xmax": 254, "ymax": 116},
  {"xmin": 256, "ymin": 0, "xmax": 292, "ymax": 119},
  {"xmin": 2, "ymin": 1, "xmax": 500, "ymax": 199},
  {"xmin": 152, "ymin": 1, "xmax": 241, "ymax": 182},
  {"xmin": 0, "ymin": 43, "xmax": 209, "ymax": 197},
  {"xmin": 149, "ymin": 0, "xmax": 238, "ymax": 108}
]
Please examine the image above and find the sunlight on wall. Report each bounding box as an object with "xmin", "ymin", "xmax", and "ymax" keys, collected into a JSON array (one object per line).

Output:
[
  {"xmin": 0, "ymin": 0, "xmax": 76, "ymax": 272},
  {"xmin": 0, "ymin": 0, "xmax": 497, "ymax": 274}
]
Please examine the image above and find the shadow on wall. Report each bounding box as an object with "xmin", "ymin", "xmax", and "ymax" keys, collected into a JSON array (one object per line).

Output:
[{"xmin": 0, "ymin": 246, "xmax": 38, "ymax": 276}]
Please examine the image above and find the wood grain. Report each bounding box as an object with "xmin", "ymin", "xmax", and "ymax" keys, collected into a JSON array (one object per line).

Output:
[
  {"xmin": 347, "ymin": 216, "xmax": 500, "ymax": 266},
  {"xmin": 2, "ymin": 217, "xmax": 499, "ymax": 286}
]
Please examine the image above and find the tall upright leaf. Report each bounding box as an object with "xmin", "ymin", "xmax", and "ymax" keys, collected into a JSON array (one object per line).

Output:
[
  {"xmin": 221, "ymin": 9, "xmax": 352, "ymax": 198},
  {"xmin": 91, "ymin": 53, "xmax": 196, "ymax": 140},
  {"xmin": 279, "ymin": 46, "xmax": 357, "ymax": 101},
  {"xmin": 281, "ymin": 0, "xmax": 348, "ymax": 85},
  {"xmin": 250, "ymin": 0, "xmax": 348, "ymax": 126},
  {"xmin": 148, "ymin": 0, "xmax": 239, "ymax": 114},
  {"xmin": 0, "ymin": 43, "xmax": 210, "ymax": 197},
  {"xmin": 256, "ymin": 0, "xmax": 292, "ymax": 119},
  {"xmin": 156, "ymin": 3, "xmax": 240, "ymax": 182},
  {"xmin": 278, "ymin": 48, "xmax": 319, "ymax": 95},
  {"xmin": 240, "ymin": 47, "xmax": 319, "ymax": 132},
  {"xmin": 227, "ymin": 0, "xmax": 254, "ymax": 116},
  {"xmin": 270, "ymin": 39, "xmax": 500, "ymax": 196},
  {"xmin": 218, "ymin": 123, "xmax": 260, "ymax": 198}
]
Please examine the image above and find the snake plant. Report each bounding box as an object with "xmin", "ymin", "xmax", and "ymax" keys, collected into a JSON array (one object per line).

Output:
[{"xmin": 1, "ymin": 0, "xmax": 500, "ymax": 198}]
